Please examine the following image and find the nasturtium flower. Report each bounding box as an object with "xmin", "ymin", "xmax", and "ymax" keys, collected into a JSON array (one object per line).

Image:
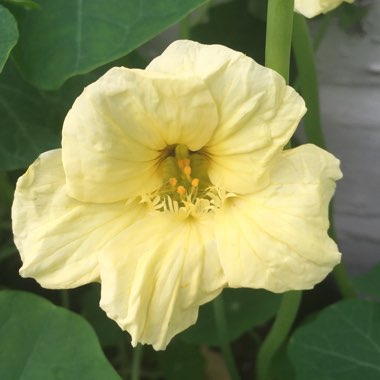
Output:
[
  {"xmin": 295, "ymin": 0, "xmax": 354, "ymax": 18},
  {"xmin": 12, "ymin": 40, "xmax": 342, "ymax": 350}
]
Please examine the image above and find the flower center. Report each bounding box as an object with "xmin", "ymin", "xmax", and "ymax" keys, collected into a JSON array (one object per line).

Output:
[
  {"xmin": 161, "ymin": 144, "xmax": 209, "ymax": 199},
  {"xmin": 141, "ymin": 144, "xmax": 233, "ymax": 217}
]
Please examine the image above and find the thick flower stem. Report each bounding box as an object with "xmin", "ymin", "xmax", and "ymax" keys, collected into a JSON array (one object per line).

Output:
[
  {"xmin": 255, "ymin": 291, "xmax": 302, "ymax": 380},
  {"xmin": 257, "ymin": 3, "xmax": 301, "ymax": 380},
  {"xmin": 265, "ymin": 0, "xmax": 294, "ymax": 83},
  {"xmin": 329, "ymin": 214, "xmax": 356, "ymax": 298},
  {"xmin": 292, "ymin": 13, "xmax": 356, "ymax": 298},
  {"xmin": 292, "ymin": 14, "xmax": 325, "ymax": 147},
  {"xmin": 131, "ymin": 343, "xmax": 143, "ymax": 380},
  {"xmin": 60, "ymin": 290, "xmax": 70, "ymax": 309},
  {"xmin": 213, "ymin": 295, "xmax": 240, "ymax": 380}
]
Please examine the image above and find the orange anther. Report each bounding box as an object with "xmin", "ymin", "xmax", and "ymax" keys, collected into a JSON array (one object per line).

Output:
[
  {"xmin": 168, "ymin": 177, "xmax": 177, "ymax": 186},
  {"xmin": 184, "ymin": 165, "xmax": 192, "ymax": 176},
  {"xmin": 177, "ymin": 159, "xmax": 184, "ymax": 169},
  {"xmin": 191, "ymin": 178, "xmax": 199, "ymax": 187},
  {"xmin": 176, "ymin": 186, "xmax": 186, "ymax": 196}
]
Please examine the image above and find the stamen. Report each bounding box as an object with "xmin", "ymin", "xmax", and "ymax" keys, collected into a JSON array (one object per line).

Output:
[
  {"xmin": 177, "ymin": 159, "xmax": 184, "ymax": 169},
  {"xmin": 183, "ymin": 165, "xmax": 191, "ymax": 176},
  {"xmin": 176, "ymin": 186, "xmax": 186, "ymax": 196},
  {"xmin": 168, "ymin": 177, "xmax": 177, "ymax": 187},
  {"xmin": 191, "ymin": 178, "xmax": 199, "ymax": 187}
]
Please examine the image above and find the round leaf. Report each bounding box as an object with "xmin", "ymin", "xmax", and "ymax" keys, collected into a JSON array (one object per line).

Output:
[
  {"xmin": 0, "ymin": 290, "xmax": 121, "ymax": 380},
  {"xmin": 288, "ymin": 299, "xmax": 380, "ymax": 380}
]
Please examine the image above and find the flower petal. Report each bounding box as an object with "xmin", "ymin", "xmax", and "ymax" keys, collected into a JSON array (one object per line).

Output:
[
  {"xmin": 12, "ymin": 149, "xmax": 146, "ymax": 288},
  {"xmin": 99, "ymin": 213, "xmax": 226, "ymax": 350},
  {"xmin": 62, "ymin": 67, "xmax": 218, "ymax": 203},
  {"xmin": 147, "ymin": 40, "xmax": 306, "ymax": 194},
  {"xmin": 215, "ymin": 144, "xmax": 342, "ymax": 292},
  {"xmin": 294, "ymin": 0, "xmax": 353, "ymax": 18}
]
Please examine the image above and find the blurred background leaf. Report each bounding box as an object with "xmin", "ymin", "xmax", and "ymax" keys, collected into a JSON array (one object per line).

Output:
[
  {"xmin": 80, "ymin": 284, "xmax": 125, "ymax": 348},
  {"xmin": 191, "ymin": 0, "xmax": 266, "ymax": 64},
  {"xmin": 156, "ymin": 339, "xmax": 205, "ymax": 380},
  {"xmin": 181, "ymin": 288, "xmax": 281, "ymax": 345},
  {"xmin": 0, "ymin": 4, "xmax": 18, "ymax": 72},
  {"xmin": 0, "ymin": 290, "xmax": 121, "ymax": 379}
]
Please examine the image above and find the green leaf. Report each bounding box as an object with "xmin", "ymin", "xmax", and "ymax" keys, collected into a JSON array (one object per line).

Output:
[
  {"xmin": 157, "ymin": 339, "xmax": 205, "ymax": 380},
  {"xmin": 0, "ymin": 62, "xmax": 61, "ymax": 170},
  {"xmin": 181, "ymin": 288, "xmax": 281, "ymax": 345},
  {"xmin": 288, "ymin": 299, "xmax": 380, "ymax": 380},
  {"xmin": 12, "ymin": 0, "xmax": 206, "ymax": 90},
  {"xmin": 1, "ymin": 0, "xmax": 40, "ymax": 10},
  {"xmin": 353, "ymin": 262, "xmax": 380, "ymax": 301},
  {"xmin": 334, "ymin": 2, "xmax": 369, "ymax": 33},
  {"xmin": 0, "ymin": 5, "xmax": 18, "ymax": 72},
  {"xmin": 0, "ymin": 290, "xmax": 121, "ymax": 379},
  {"xmin": 191, "ymin": 0, "xmax": 266, "ymax": 64}
]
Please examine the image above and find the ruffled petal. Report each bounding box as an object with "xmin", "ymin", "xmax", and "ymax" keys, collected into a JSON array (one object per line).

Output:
[
  {"xmin": 99, "ymin": 212, "xmax": 226, "ymax": 350},
  {"xmin": 294, "ymin": 0, "xmax": 353, "ymax": 18},
  {"xmin": 62, "ymin": 67, "xmax": 218, "ymax": 203},
  {"xmin": 214, "ymin": 144, "xmax": 342, "ymax": 292},
  {"xmin": 12, "ymin": 149, "xmax": 146, "ymax": 288},
  {"xmin": 147, "ymin": 40, "xmax": 306, "ymax": 194}
]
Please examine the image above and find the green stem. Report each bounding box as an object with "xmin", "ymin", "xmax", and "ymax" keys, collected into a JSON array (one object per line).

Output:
[
  {"xmin": 213, "ymin": 295, "xmax": 240, "ymax": 380},
  {"xmin": 292, "ymin": 14, "xmax": 356, "ymax": 298},
  {"xmin": 292, "ymin": 14, "xmax": 325, "ymax": 147},
  {"xmin": 265, "ymin": 0, "xmax": 295, "ymax": 82},
  {"xmin": 329, "ymin": 209, "xmax": 356, "ymax": 298},
  {"xmin": 131, "ymin": 344, "xmax": 143, "ymax": 380},
  {"xmin": 60, "ymin": 290, "xmax": 70, "ymax": 309},
  {"xmin": 256, "ymin": 291, "xmax": 302, "ymax": 380},
  {"xmin": 258, "ymin": 6, "xmax": 300, "ymax": 379}
]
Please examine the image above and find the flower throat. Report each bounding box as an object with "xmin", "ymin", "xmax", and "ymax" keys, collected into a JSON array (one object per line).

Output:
[
  {"xmin": 160, "ymin": 144, "xmax": 210, "ymax": 203},
  {"xmin": 142, "ymin": 144, "xmax": 228, "ymax": 216}
]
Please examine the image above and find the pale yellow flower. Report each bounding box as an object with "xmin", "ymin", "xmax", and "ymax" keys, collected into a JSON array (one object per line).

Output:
[
  {"xmin": 295, "ymin": 0, "xmax": 354, "ymax": 18},
  {"xmin": 12, "ymin": 40, "xmax": 342, "ymax": 350}
]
